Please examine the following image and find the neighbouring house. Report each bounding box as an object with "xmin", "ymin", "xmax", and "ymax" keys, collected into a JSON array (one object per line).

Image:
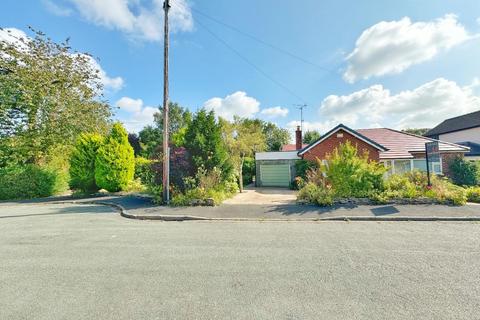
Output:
[
  {"xmin": 255, "ymin": 124, "xmax": 469, "ymax": 187},
  {"xmin": 425, "ymin": 110, "xmax": 480, "ymax": 161}
]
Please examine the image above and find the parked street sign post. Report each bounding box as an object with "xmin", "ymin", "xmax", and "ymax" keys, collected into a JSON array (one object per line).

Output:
[{"xmin": 425, "ymin": 141, "xmax": 440, "ymax": 187}]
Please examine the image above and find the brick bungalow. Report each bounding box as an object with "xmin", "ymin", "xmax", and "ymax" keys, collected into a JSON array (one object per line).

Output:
[{"xmin": 255, "ymin": 124, "xmax": 469, "ymax": 187}]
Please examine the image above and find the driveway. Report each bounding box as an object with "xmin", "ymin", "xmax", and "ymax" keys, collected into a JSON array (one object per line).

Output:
[
  {"xmin": 0, "ymin": 202, "xmax": 479, "ymax": 319},
  {"xmin": 223, "ymin": 187, "xmax": 297, "ymax": 205}
]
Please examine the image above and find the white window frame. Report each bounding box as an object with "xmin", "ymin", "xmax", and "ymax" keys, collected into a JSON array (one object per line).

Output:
[{"xmin": 382, "ymin": 158, "xmax": 443, "ymax": 175}]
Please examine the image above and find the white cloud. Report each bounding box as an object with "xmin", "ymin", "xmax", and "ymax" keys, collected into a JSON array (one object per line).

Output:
[
  {"xmin": 42, "ymin": 0, "xmax": 72, "ymax": 16},
  {"xmin": 84, "ymin": 55, "xmax": 124, "ymax": 91},
  {"xmin": 317, "ymin": 78, "xmax": 480, "ymax": 130},
  {"xmin": 116, "ymin": 97, "xmax": 158, "ymax": 132},
  {"xmin": 344, "ymin": 14, "xmax": 472, "ymax": 83},
  {"xmin": 260, "ymin": 106, "xmax": 289, "ymax": 118},
  {"xmin": 203, "ymin": 91, "xmax": 260, "ymax": 120},
  {"xmin": 0, "ymin": 27, "xmax": 29, "ymax": 50},
  {"xmin": 477, "ymin": 17, "xmax": 480, "ymax": 25},
  {"xmin": 116, "ymin": 96, "xmax": 143, "ymax": 113},
  {"xmin": 65, "ymin": 0, "xmax": 193, "ymax": 41}
]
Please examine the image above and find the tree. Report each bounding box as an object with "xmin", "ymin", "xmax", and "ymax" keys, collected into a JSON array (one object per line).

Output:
[
  {"xmin": 449, "ymin": 157, "xmax": 479, "ymax": 186},
  {"xmin": 262, "ymin": 122, "xmax": 290, "ymax": 151},
  {"xmin": 153, "ymin": 102, "xmax": 192, "ymax": 135},
  {"xmin": 95, "ymin": 123, "xmax": 135, "ymax": 192},
  {"xmin": 184, "ymin": 109, "xmax": 232, "ymax": 179},
  {"xmin": 221, "ymin": 117, "xmax": 266, "ymax": 192},
  {"xmin": 0, "ymin": 27, "xmax": 111, "ymax": 165},
  {"xmin": 402, "ymin": 128, "xmax": 430, "ymax": 136},
  {"xmin": 138, "ymin": 125, "xmax": 162, "ymax": 158},
  {"xmin": 138, "ymin": 102, "xmax": 192, "ymax": 158},
  {"xmin": 303, "ymin": 130, "xmax": 321, "ymax": 144},
  {"xmin": 128, "ymin": 133, "xmax": 142, "ymax": 156},
  {"xmin": 69, "ymin": 133, "xmax": 103, "ymax": 193}
]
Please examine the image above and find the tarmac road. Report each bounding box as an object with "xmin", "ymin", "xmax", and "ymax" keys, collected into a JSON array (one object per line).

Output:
[{"xmin": 1, "ymin": 202, "xmax": 479, "ymax": 319}]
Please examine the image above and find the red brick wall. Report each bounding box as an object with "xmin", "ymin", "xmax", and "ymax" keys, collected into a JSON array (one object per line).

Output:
[
  {"xmin": 441, "ymin": 153, "xmax": 464, "ymax": 176},
  {"xmin": 301, "ymin": 129, "xmax": 380, "ymax": 162}
]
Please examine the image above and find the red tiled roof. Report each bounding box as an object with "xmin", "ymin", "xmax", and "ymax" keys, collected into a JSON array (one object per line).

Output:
[
  {"xmin": 357, "ymin": 128, "xmax": 469, "ymax": 159},
  {"xmin": 281, "ymin": 144, "xmax": 308, "ymax": 151}
]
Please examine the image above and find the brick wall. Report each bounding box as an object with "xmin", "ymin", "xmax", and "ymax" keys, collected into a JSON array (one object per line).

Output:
[
  {"xmin": 441, "ymin": 153, "xmax": 464, "ymax": 177},
  {"xmin": 301, "ymin": 129, "xmax": 380, "ymax": 162}
]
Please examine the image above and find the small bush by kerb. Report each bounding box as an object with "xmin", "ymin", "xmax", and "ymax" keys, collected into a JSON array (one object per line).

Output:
[{"xmin": 95, "ymin": 123, "xmax": 135, "ymax": 192}]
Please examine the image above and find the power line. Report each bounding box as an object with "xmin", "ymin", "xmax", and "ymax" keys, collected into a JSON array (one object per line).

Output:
[
  {"xmin": 194, "ymin": 18, "xmax": 307, "ymax": 103},
  {"xmin": 188, "ymin": 7, "xmax": 334, "ymax": 73}
]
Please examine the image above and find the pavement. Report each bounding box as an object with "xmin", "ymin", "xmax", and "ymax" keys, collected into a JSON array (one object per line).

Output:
[
  {"xmin": 2, "ymin": 191, "xmax": 479, "ymax": 221},
  {"xmin": 0, "ymin": 202, "xmax": 479, "ymax": 319}
]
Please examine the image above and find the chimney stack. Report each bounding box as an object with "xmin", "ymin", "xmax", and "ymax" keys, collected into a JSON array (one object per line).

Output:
[{"xmin": 295, "ymin": 126, "xmax": 302, "ymax": 150}]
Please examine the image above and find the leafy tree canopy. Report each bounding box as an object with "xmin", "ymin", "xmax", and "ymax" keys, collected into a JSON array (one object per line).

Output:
[
  {"xmin": 220, "ymin": 116, "xmax": 266, "ymax": 191},
  {"xmin": 138, "ymin": 102, "xmax": 192, "ymax": 158},
  {"xmin": 303, "ymin": 130, "xmax": 321, "ymax": 144},
  {"xmin": 184, "ymin": 109, "xmax": 232, "ymax": 178},
  {"xmin": 0, "ymin": 27, "xmax": 111, "ymax": 165},
  {"xmin": 402, "ymin": 128, "xmax": 430, "ymax": 136}
]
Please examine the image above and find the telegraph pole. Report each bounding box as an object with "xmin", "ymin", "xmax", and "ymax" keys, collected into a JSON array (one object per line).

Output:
[{"xmin": 162, "ymin": 0, "xmax": 171, "ymax": 204}]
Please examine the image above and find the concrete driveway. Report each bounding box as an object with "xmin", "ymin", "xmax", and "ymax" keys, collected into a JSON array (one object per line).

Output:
[{"xmin": 223, "ymin": 187, "xmax": 297, "ymax": 205}]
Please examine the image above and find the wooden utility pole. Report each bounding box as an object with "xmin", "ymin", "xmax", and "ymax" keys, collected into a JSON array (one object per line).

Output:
[{"xmin": 162, "ymin": 0, "xmax": 171, "ymax": 204}]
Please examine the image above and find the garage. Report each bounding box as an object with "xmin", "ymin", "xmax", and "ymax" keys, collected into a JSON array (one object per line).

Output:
[
  {"xmin": 255, "ymin": 151, "xmax": 300, "ymax": 188},
  {"xmin": 260, "ymin": 164, "xmax": 291, "ymax": 187}
]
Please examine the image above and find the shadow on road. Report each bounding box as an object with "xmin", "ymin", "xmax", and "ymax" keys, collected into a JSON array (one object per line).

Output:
[{"xmin": 0, "ymin": 204, "xmax": 114, "ymax": 219}]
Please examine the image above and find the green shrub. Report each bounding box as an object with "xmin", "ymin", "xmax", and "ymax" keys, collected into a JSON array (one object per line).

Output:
[
  {"xmin": 169, "ymin": 169, "xmax": 238, "ymax": 206},
  {"xmin": 134, "ymin": 156, "xmax": 154, "ymax": 186},
  {"xmin": 242, "ymin": 157, "xmax": 255, "ymax": 185},
  {"xmin": 384, "ymin": 174, "xmax": 418, "ymax": 198},
  {"xmin": 448, "ymin": 157, "xmax": 478, "ymax": 186},
  {"xmin": 295, "ymin": 159, "xmax": 317, "ymax": 179},
  {"xmin": 95, "ymin": 123, "xmax": 135, "ymax": 192},
  {"xmin": 429, "ymin": 178, "xmax": 467, "ymax": 205},
  {"xmin": 69, "ymin": 133, "xmax": 103, "ymax": 193},
  {"xmin": 0, "ymin": 165, "xmax": 58, "ymax": 200},
  {"xmin": 466, "ymin": 187, "xmax": 480, "ymax": 203},
  {"xmin": 43, "ymin": 144, "xmax": 73, "ymax": 195},
  {"xmin": 290, "ymin": 176, "xmax": 305, "ymax": 190},
  {"xmin": 297, "ymin": 182, "xmax": 334, "ymax": 206},
  {"xmin": 325, "ymin": 141, "xmax": 386, "ymax": 197}
]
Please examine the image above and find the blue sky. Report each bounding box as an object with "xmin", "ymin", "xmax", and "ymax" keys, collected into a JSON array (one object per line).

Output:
[{"xmin": 1, "ymin": 0, "xmax": 480, "ymax": 137}]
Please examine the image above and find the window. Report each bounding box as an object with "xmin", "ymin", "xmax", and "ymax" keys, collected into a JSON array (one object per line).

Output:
[
  {"xmin": 395, "ymin": 160, "xmax": 411, "ymax": 174},
  {"xmin": 413, "ymin": 159, "xmax": 442, "ymax": 174}
]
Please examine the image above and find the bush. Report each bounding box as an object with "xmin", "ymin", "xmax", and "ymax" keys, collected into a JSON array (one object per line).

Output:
[
  {"xmin": 325, "ymin": 141, "xmax": 386, "ymax": 197},
  {"xmin": 428, "ymin": 177, "xmax": 467, "ymax": 205},
  {"xmin": 297, "ymin": 182, "xmax": 334, "ymax": 206},
  {"xmin": 95, "ymin": 123, "xmax": 135, "ymax": 192},
  {"xmin": 69, "ymin": 133, "xmax": 103, "ymax": 193},
  {"xmin": 169, "ymin": 169, "xmax": 238, "ymax": 206},
  {"xmin": 134, "ymin": 157, "xmax": 154, "ymax": 186},
  {"xmin": 0, "ymin": 165, "xmax": 58, "ymax": 200},
  {"xmin": 290, "ymin": 176, "xmax": 305, "ymax": 190},
  {"xmin": 43, "ymin": 144, "xmax": 73, "ymax": 195},
  {"xmin": 466, "ymin": 187, "xmax": 480, "ymax": 203},
  {"xmin": 295, "ymin": 160, "xmax": 317, "ymax": 179},
  {"xmin": 242, "ymin": 157, "xmax": 255, "ymax": 185},
  {"xmin": 449, "ymin": 157, "xmax": 478, "ymax": 186},
  {"xmin": 384, "ymin": 174, "xmax": 418, "ymax": 198}
]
